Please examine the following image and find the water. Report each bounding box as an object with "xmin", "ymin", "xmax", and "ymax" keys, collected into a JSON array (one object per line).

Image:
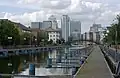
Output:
[
  {"xmin": 0, "ymin": 50, "xmax": 49, "ymax": 74},
  {"xmin": 0, "ymin": 46, "xmax": 87, "ymax": 77}
]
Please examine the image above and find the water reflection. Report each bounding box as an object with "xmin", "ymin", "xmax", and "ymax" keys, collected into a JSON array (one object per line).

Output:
[
  {"xmin": 0, "ymin": 51, "xmax": 48, "ymax": 74},
  {"xmin": 0, "ymin": 47, "xmax": 85, "ymax": 77}
]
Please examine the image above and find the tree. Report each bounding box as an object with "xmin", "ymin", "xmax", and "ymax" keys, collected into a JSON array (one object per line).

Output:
[
  {"xmin": 61, "ymin": 38, "xmax": 65, "ymax": 44},
  {"xmin": 104, "ymin": 15, "xmax": 120, "ymax": 44},
  {"xmin": 48, "ymin": 39, "xmax": 53, "ymax": 44},
  {"xmin": 0, "ymin": 20, "xmax": 20, "ymax": 46},
  {"xmin": 68, "ymin": 36, "xmax": 73, "ymax": 42},
  {"xmin": 37, "ymin": 31, "xmax": 48, "ymax": 45},
  {"xmin": 56, "ymin": 39, "xmax": 61, "ymax": 44},
  {"xmin": 21, "ymin": 32, "xmax": 31, "ymax": 45}
]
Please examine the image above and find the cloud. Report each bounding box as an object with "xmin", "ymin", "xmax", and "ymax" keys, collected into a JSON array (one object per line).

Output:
[
  {"xmin": 18, "ymin": 0, "xmax": 71, "ymax": 9},
  {"xmin": 18, "ymin": 0, "xmax": 38, "ymax": 4},
  {"xmin": 0, "ymin": 0, "xmax": 120, "ymax": 33}
]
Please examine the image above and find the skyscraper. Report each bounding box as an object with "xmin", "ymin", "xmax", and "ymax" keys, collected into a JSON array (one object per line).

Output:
[
  {"xmin": 61, "ymin": 15, "xmax": 70, "ymax": 42},
  {"xmin": 48, "ymin": 15, "xmax": 58, "ymax": 29},
  {"xmin": 31, "ymin": 22, "xmax": 42, "ymax": 29},
  {"xmin": 70, "ymin": 20, "xmax": 81, "ymax": 39},
  {"xmin": 42, "ymin": 21, "xmax": 52, "ymax": 30}
]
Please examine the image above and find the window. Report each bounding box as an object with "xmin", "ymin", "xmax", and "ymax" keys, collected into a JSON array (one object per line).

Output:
[
  {"xmin": 50, "ymin": 35, "xmax": 52, "ymax": 37},
  {"xmin": 53, "ymin": 35, "xmax": 55, "ymax": 37}
]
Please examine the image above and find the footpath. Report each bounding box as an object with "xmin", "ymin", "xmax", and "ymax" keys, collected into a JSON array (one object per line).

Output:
[{"xmin": 75, "ymin": 46, "xmax": 114, "ymax": 78}]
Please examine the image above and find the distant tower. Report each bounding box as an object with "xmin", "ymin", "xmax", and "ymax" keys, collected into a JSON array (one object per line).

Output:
[
  {"xmin": 61, "ymin": 15, "xmax": 70, "ymax": 42},
  {"xmin": 70, "ymin": 20, "xmax": 81, "ymax": 39},
  {"xmin": 48, "ymin": 15, "xmax": 58, "ymax": 29}
]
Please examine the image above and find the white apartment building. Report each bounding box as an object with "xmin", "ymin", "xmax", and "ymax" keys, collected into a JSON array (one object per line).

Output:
[
  {"xmin": 46, "ymin": 27, "xmax": 60, "ymax": 43},
  {"xmin": 48, "ymin": 15, "xmax": 58, "ymax": 30},
  {"xmin": 61, "ymin": 15, "xmax": 70, "ymax": 42}
]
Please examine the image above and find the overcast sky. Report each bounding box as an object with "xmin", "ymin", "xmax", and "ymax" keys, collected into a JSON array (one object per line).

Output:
[{"xmin": 0, "ymin": 0, "xmax": 120, "ymax": 33}]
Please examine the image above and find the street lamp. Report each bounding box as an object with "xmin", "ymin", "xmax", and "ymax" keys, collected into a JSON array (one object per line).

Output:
[
  {"xmin": 35, "ymin": 38, "xmax": 37, "ymax": 47},
  {"xmin": 24, "ymin": 38, "xmax": 26, "ymax": 40},
  {"xmin": 24, "ymin": 38, "xmax": 26, "ymax": 45},
  {"xmin": 115, "ymin": 27, "xmax": 118, "ymax": 62},
  {"xmin": 8, "ymin": 37, "xmax": 12, "ymax": 47},
  {"xmin": 42, "ymin": 39, "xmax": 45, "ymax": 46}
]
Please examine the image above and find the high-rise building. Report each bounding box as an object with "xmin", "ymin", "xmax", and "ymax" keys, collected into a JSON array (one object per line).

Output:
[
  {"xmin": 89, "ymin": 23, "xmax": 105, "ymax": 43},
  {"xmin": 46, "ymin": 27, "xmax": 61, "ymax": 43},
  {"xmin": 31, "ymin": 22, "xmax": 42, "ymax": 29},
  {"xmin": 71, "ymin": 30, "xmax": 80, "ymax": 40},
  {"xmin": 61, "ymin": 15, "xmax": 70, "ymax": 42},
  {"xmin": 90, "ymin": 24, "xmax": 102, "ymax": 32},
  {"xmin": 42, "ymin": 21, "xmax": 52, "ymax": 30},
  {"xmin": 70, "ymin": 21, "xmax": 81, "ymax": 37},
  {"xmin": 48, "ymin": 15, "xmax": 58, "ymax": 29}
]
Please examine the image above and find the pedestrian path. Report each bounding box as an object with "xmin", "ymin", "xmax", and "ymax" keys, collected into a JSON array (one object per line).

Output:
[{"xmin": 75, "ymin": 46, "xmax": 114, "ymax": 78}]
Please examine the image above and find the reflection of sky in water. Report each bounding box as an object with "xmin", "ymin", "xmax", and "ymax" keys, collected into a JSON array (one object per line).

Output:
[
  {"xmin": 18, "ymin": 46, "xmax": 85, "ymax": 76},
  {"xmin": 19, "ymin": 68, "xmax": 72, "ymax": 76}
]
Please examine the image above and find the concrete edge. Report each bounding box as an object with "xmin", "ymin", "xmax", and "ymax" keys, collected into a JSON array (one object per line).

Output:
[
  {"xmin": 99, "ymin": 46, "xmax": 114, "ymax": 78},
  {"xmin": 73, "ymin": 46, "xmax": 94, "ymax": 78}
]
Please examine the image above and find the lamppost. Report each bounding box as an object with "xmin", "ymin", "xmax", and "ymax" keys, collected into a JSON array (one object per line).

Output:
[
  {"xmin": 85, "ymin": 32, "xmax": 87, "ymax": 55},
  {"xmin": 42, "ymin": 39, "xmax": 45, "ymax": 46},
  {"xmin": 24, "ymin": 38, "xmax": 26, "ymax": 44},
  {"xmin": 115, "ymin": 26, "xmax": 118, "ymax": 62},
  {"xmin": 8, "ymin": 37, "xmax": 12, "ymax": 48},
  {"xmin": 35, "ymin": 38, "xmax": 37, "ymax": 47}
]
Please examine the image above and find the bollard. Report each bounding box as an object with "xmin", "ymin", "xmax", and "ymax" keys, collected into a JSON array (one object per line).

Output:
[
  {"xmin": 29, "ymin": 63, "xmax": 35, "ymax": 75},
  {"xmin": 56, "ymin": 55, "xmax": 61, "ymax": 63},
  {"xmin": 72, "ymin": 67, "xmax": 76, "ymax": 75},
  {"xmin": 47, "ymin": 58, "xmax": 52, "ymax": 68},
  {"xmin": 80, "ymin": 60, "xmax": 84, "ymax": 65},
  {"xmin": 65, "ymin": 53, "xmax": 67, "ymax": 59},
  {"xmin": 70, "ymin": 52, "xmax": 72, "ymax": 57}
]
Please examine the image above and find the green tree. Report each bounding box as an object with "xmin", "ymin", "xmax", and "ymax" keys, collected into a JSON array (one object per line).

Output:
[
  {"xmin": 56, "ymin": 39, "xmax": 61, "ymax": 44},
  {"xmin": 21, "ymin": 32, "xmax": 31, "ymax": 45},
  {"xmin": 37, "ymin": 31, "xmax": 48, "ymax": 45},
  {"xmin": 0, "ymin": 20, "xmax": 20, "ymax": 46},
  {"xmin": 48, "ymin": 39, "xmax": 53, "ymax": 44},
  {"xmin": 61, "ymin": 38, "xmax": 65, "ymax": 44},
  {"xmin": 104, "ymin": 15, "xmax": 120, "ymax": 44}
]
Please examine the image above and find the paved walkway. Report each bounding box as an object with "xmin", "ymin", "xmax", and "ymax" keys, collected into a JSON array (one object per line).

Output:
[{"xmin": 75, "ymin": 46, "xmax": 114, "ymax": 78}]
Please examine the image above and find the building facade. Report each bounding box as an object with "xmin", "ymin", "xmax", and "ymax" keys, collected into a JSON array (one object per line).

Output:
[
  {"xmin": 42, "ymin": 21, "xmax": 52, "ymax": 30},
  {"xmin": 46, "ymin": 27, "xmax": 60, "ymax": 43},
  {"xmin": 89, "ymin": 23, "xmax": 105, "ymax": 43},
  {"xmin": 48, "ymin": 15, "xmax": 58, "ymax": 29},
  {"xmin": 90, "ymin": 24, "xmax": 102, "ymax": 32},
  {"xmin": 61, "ymin": 15, "xmax": 70, "ymax": 42},
  {"xmin": 71, "ymin": 30, "xmax": 80, "ymax": 40},
  {"xmin": 31, "ymin": 22, "xmax": 42, "ymax": 29},
  {"xmin": 70, "ymin": 20, "xmax": 81, "ymax": 39}
]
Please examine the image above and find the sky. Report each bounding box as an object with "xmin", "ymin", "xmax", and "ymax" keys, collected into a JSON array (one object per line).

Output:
[{"xmin": 0, "ymin": 0, "xmax": 120, "ymax": 33}]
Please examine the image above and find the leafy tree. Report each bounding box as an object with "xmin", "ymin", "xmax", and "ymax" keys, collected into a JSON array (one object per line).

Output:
[
  {"xmin": 21, "ymin": 32, "xmax": 32, "ymax": 45},
  {"xmin": 61, "ymin": 38, "xmax": 65, "ymax": 44},
  {"xmin": 0, "ymin": 20, "xmax": 20, "ymax": 46},
  {"xmin": 56, "ymin": 39, "xmax": 61, "ymax": 44},
  {"xmin": 104, "ymin": 15, "xmax": 120, "ymax": 44},
  {"xmin": 38, "ymin": 31, "xmax": 48, "ymax": 44},
  {"xmin": 68, "ymin": 36, "xmax": 73, "ymax": 42},
  {"xmin": 48, "ymin": 39, "xmax": 53, "ymax": 44}
]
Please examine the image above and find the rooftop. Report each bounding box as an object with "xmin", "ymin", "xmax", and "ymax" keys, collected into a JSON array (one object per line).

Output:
[{"xmin": 45, "ymin": 27, "xmax": 61, "ymax": 32}]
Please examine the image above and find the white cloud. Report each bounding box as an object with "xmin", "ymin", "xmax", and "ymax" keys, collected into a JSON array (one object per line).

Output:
[
  {"xmin": 0, "ymin": 0, "xmax": 120, "ymax": 32},
  {"xmin": 18, "ymin": 0, "xmax": 38, "ymax": 4}
]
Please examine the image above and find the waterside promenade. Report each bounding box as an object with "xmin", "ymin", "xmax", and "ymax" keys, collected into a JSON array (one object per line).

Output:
[{"xmin": 75, "ymin": 45, "xmax": 114, "ymax": 78}]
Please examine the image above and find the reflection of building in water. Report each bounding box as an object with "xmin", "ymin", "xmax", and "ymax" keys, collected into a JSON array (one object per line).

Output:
[
  {"xmin": 48, "ymin": 50, "xmax": 57, "ymax": 58},
  {"xmin": 63, "ymin": 48, "xmax": 69, "ymax": 74},
  {"xmin": 65, "ymin": 48, "xmax": 67, "ymax": 53}
]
